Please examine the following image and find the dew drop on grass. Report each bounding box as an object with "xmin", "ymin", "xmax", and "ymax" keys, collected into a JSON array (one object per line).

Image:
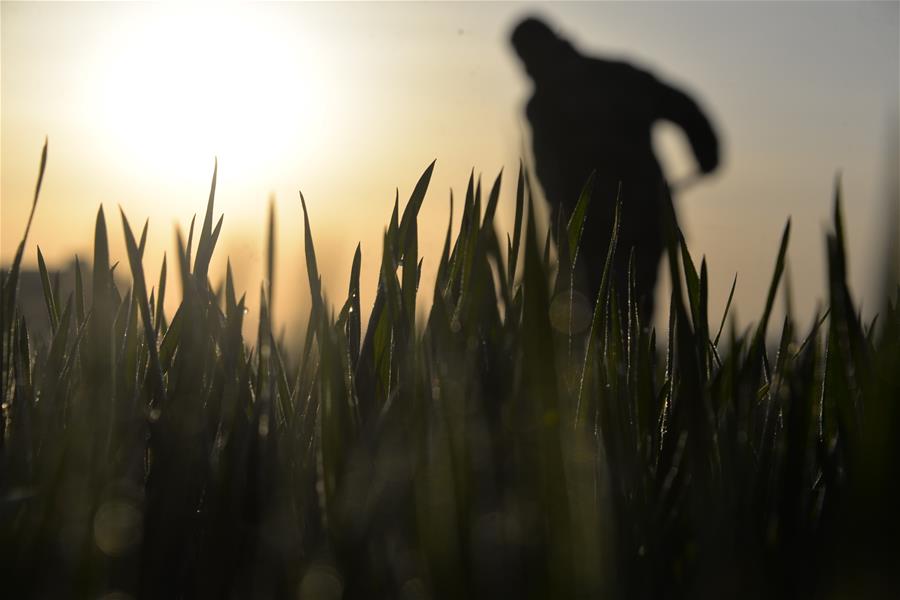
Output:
[
  {"xmin": 400, "ymin": 578, "xmax": 427, "ymax": 600},
  {"xmin": 93, "ymin": 500, "xmax": 142, "ymax": 556},
  {"xmin": 298, "ymin": 564, "xmax": 343, "ymax": 600}
]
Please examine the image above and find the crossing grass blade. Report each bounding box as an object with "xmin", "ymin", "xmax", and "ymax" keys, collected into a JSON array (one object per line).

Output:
[
  {"xmin": 120, "ymin": 208, "xmax": 166, "ymax": 407},
  {"xmin": 507, "ymin": 162, "xmax": 526, "ymax": 290},
  {"xmin": 36, "ymin": 247, "xmax": 59, "ymax": 333},
  {"xmin": 754, "ymin": 219, "xmax": 790, "ymax": 347},
  {"xmin": 713, "ymin": 273, "xmax": 737, "ymax": 348},
  {"xmin": 299, "ymin": 190, "xmax": 322, "ymax": 317},
  {"xmin": 155, "ymin": 254, "xmax": 167, "ymax": 334},
  {"xmin": 575, "ymin": 195, "xmax": 621, "ymax": 427},
  {"xmin": 74, "ymin": 255, "xmax": 85, "ymax": 325},
  {"xmin": 267, "ymin": 196, "xmax": 277, "ymax": 319},
  {"xmin": 566, "ymin": 169, "xmax": 595, "ymax": 266},
  {"xmin": 2, "ymin": 138, "xmax": 47, "ymax": 344}
]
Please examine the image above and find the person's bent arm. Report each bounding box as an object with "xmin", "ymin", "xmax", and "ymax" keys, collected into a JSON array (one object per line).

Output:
[{"xmin": 653, "ymin": 80, "xmax": 720, "ymax": 175}]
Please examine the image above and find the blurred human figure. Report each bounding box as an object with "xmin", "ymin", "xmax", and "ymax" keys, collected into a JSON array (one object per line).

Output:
[{"xmin": 511, "ymin": 16, "xmax": 720, "ymax": 323}]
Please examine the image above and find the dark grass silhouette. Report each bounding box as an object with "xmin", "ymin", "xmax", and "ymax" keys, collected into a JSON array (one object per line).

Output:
[
  {"xmin": 512, "ymin": 16, "xmax": 720, "ymax": 325},
  {"xmin": 2, "ymin": 142, "xmax": 899, "ymax": 599}
]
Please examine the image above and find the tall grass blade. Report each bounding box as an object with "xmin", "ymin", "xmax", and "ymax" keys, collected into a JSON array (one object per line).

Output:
[
  {"xmin": 120, "ymin": 208, "xmax": 166, "ymax": 407},
  {"xmin": 36, "ymin": 247, "xmax": 59, "ymax": 333}
]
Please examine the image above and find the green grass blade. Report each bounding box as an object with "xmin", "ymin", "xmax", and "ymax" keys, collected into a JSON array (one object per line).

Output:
[
  {"xmin": 482, "ymin": 169, "xmax": 503, "ymax": 230},
  {"xmin": 138, "ymin": 219, "xmax": 149, "ymax": 257},
  {"xmin": 576, "ymin": 195, "xmax": 621, "ymax": 427},
  {"xmin": 435, "ymin": 191, "xmax": 454, "ymax": 294},
  {"xmin": 225, "ymin": 259, "xmax": 237, "ymax": 316},
  {"xmin": 74, "ymin": 255, "xmax": 86, "ymax": 325},
  {"xmin": 348, "ymin": 243, "xmax": 362, "ymax": 365},
  {"xmin": 92, "ymin": 206, "xmax": 111, "ymax": 305},
  {"xmin": 266, "ymin": 196, "xmax": 276, "ymax": 320},
  {"xmin": 754, "ymin": 219, "xmax": 791, "ymax": 346},
  {"xmin": 155, "ymin": 253, "xmax": 167, "ymax": 335},
  {"xmin": 36, "ymin": 247, "xmax": 59, "ymax": 333},
  {"xmin": 713, "ymin": 273, "xmax": 737, "ymax": 348},
  {"xmin": 159, "ymin": 304, "xmax": 183, "ymax": 371},
  {"xmin": 508, "ymin": 163, "xmax": 526, "ymax": 289},
  {"xmin": 2, "ymin": 137, "xmax": 48, "ymax": 390},
  {"xmin": 120, "ymin": 207, "xmax": 166, "ymax": 407},
  {"xmin": 191, "ymin": 159, "xmax": 218, "ymax": 285},
  {"xmin": 398, "ymin": 160, "xmax": 436, "ymax": 253},
  {"xmin": 299, "ymin": 190, "xmax": 323, "ymax": 316},
  {"xmin": 185, "ymin": 214, "xmax": 196, "ymax": 273},
  {"xmin": 566, "ymin": 170, "xmax": 596, "ymax": 266}
]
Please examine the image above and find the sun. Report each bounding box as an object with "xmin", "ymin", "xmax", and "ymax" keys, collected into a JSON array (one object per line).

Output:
[{"xmin": 93, "ymin": 4, "xmax": 335, "ymax": 182}]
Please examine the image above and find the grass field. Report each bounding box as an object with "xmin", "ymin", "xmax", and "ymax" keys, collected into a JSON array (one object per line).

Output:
[{"xmin": 2, "ymin": 141, "xmax": 898, "ymax": 599}]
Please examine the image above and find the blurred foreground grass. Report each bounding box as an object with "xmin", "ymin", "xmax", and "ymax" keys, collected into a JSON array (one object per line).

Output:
[{"xmin": 2, "ymin": 141, "xmax": 898, "ymax": 599}]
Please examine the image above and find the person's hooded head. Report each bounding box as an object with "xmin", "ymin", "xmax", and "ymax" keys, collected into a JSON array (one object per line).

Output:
[{"xmin": 511, "ymin": 17, "xmax": 577, "ymax": 83}]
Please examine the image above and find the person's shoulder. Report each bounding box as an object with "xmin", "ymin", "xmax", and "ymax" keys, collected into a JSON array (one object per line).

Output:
[{"xmin": 585, "ymin": 55, "xmax": 659, "ymax": 85}]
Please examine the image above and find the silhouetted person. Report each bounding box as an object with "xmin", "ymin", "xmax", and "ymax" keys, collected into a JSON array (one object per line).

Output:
[{"xmin": 511, "ymin": 17, "xmax": 720, "ymax": 324}]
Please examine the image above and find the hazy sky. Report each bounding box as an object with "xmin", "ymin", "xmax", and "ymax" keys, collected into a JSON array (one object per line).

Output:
[{"xmin": 2, "ymin": 1, "xmax": 898, "ymax": 335}]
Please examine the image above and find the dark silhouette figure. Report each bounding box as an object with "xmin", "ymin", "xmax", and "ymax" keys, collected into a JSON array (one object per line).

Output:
[{"xmin": 511, "ymin": 17, "xmax": 720, "ymax": 323}]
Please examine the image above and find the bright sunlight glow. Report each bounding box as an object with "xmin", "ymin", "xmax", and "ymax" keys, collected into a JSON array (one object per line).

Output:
[{"xmin": 93, "ymin": 5, "xmax": 337, "ymax": 183}]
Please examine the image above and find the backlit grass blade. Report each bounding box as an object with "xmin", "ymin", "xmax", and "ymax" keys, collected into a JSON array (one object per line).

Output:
[
  {"xmin": 575, "ymin": 195, "xmax": 621, "ymax": 427},
  {"xmin": 85, "ymin": 206, "xmax": 114, "ymax": 397},
  {"xmin": 481, "ymin": 168, "xmax": 503, "ymax": 230},
  {"xmin": 120, "ymin": 208, "xmax": 166, "ymax": 407},
  {"xmin": 23, "ymin": 137, "xmax": 48, "ymax": 247},
  {"xmin": 37, "ymin": 294, "xmax": 73, "ymax": 409},
  {"xmin": 698, "ymin": 258, "xmax": 710, "ymax": 374},
  {"xmin": 74, "ymin": 255, "xmax": 86, "ymax": 325},
  {"xmin": 507, "ymin": 163, "xmax": 526, "ymax": 290},
  {"xmin": 566, "ymin": 170, "xmax": 596, "ymax": 266},
  {"xmin": 266, "ymin": 196, "xmax": 277, "ymax": 320},
  {"xmin": 348, "ymin": 244, "xmax": 361, "ymax": 365},
  {"xmin": 158, "ymin": 304, "xmax": 182, "ymax": 371},
  {"xmin": 91, "ymin": 206, "xmax": 112, "ymax": 311},
  {"xmin": 679, "ymin": 233, "xmax": 701, "ymax": 325},
  {"xmin": 3, "ymin": 139, "xmax": 48, "ymax": 320},
  {"xmin": 2, "ymin": 138, "xmax": 48, "ymax": 396},
  {"xmin": 713, "ymin": 273, "xmax": 737, "ymax": 348},
  {"xmin": 193, "ymin": 159, "xmax": 218, "ymax": 284},
  {"xmin": 435, "ymin": 191, "xmax": 454, "ymax": 294},
  {"xmin": 299, "ymin": 190, "xmax": 323, "ymax": 317},
  {"xmin": 139, "ymin": 218, "xmax": 149, "ymax": 256},
  {"xmin": 225, "ymin": 259, "xmax": 237, "ymax": 316},
  {"xmin": 543, "ymin": 224, "xmax": 552, "ymax": 268},
  {"xmin": 155, "ymin": 254, "xmax": 167, "ymax": 334},
  {"xmin": 185, "ymin": 214, "xmax": 196, "ymax": 273},
  {"xmin": 36, "ymin": 247, "xmax": 59, "ymax": 333},
  {"xmin": 194, "ymin": 214, "xmax": 224, "ymax": 289},
  {"xmin": 401, "ymin": 208, "xmax": 418, "ymax": 332},
  {"xmin": 398, "ymin": 160, "xmax": 435, "ymax": 253},
  {"xmin": 754, "ymin": 219, "xmax": 791, "ymax": 347},
  {"xmin": 176, "ymin": 224, "xmax": 199, "ymax": 309}
]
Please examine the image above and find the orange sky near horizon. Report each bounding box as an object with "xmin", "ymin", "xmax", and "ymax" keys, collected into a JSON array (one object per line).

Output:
[{"xmin": 2, "ymin": 1, "xmax": 898, "ymax": 339}]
